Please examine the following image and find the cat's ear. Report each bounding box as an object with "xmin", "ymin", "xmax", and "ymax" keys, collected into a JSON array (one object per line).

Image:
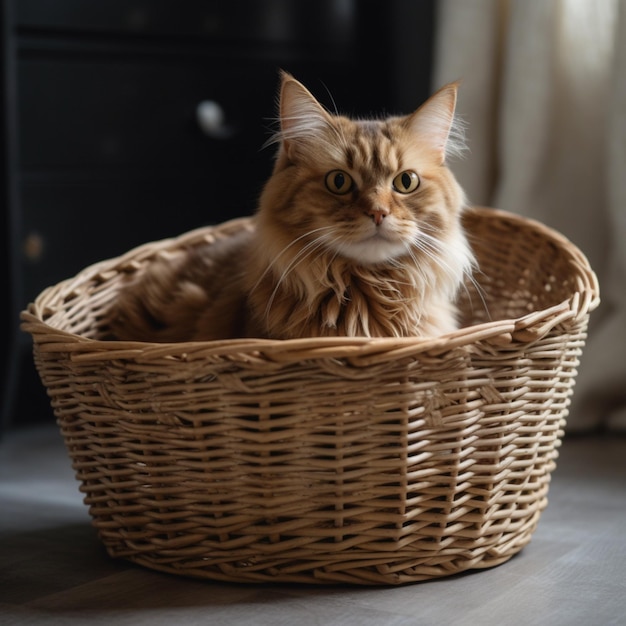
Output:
[
  {"xmin": 279, "ymin": 72, "xmax": 333, "ymax": 159},
  {"xmin": 405, "ymin": 81, "xmax": 464, "ymax": 164}
]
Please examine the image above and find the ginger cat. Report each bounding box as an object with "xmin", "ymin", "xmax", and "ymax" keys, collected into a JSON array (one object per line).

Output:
[{"xmin": 109, "ymin": 73, "xmax": 474, "ymax": 342}]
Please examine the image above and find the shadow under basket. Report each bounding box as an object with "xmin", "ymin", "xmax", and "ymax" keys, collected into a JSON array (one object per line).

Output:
[{"xmin": 21, "ymin": 207, "xmax": 599, "ymax": 585}]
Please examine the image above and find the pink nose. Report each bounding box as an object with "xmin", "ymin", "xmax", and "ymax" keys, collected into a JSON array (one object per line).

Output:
[{"xmin": 367, "ymin": 208, "xmax": 388, "ymax": 226}]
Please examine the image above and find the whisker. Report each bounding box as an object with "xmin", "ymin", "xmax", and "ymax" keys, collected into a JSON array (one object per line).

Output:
[
  {"xmin": 408, "ymin": 238, "xmax": 448, "ymax": 287},
  {"xmin": 414, "ymin": 232, "xmax": 462, "ymax": 273},
  {"xmin": 462, "ymin": 268, "xmax": 491, "ymax": 321},
  {"xmin": 250, "ymin": 226, "xmax": 335, "ymax": 295},
  {"xmin": 262, "ymin": 235, "xmax": 331, "ymax": 322},
  {"xmin": 413, "ymin": 229, "xmax": 490, "ymax": 320},
  {"xmin": 320, "ymin": 80, "xmax": 340, "ymax": 116}
]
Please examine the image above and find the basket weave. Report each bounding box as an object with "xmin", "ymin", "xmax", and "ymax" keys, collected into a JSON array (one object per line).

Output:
[{"xmin": 22, "ymin": 207, "xmax": 599, "ymax": 585}]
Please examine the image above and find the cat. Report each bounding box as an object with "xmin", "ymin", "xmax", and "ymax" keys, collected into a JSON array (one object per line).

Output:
[{"xmin": 108, "ymin": 72, "xmax": 475, "ymax": 342}]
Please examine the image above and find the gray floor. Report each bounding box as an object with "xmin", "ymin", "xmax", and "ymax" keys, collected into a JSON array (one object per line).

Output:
[{"xmin": 1, "ymin": 424, "xmax": 625, "ymax": 626}]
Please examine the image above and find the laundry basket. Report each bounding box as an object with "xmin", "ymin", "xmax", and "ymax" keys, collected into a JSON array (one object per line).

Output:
[{"xmin": 21, "ymin": 206, "xmax": 599, "ymax": 585}]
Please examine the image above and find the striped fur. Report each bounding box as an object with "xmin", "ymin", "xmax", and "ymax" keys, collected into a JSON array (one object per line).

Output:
[
  {"xmin": 110, "ymin": 74, "xmax": 474, "ymax": 342},
  {"xmin": 245, "ymin": 73, "xmax": 474, "ymax": 338}
]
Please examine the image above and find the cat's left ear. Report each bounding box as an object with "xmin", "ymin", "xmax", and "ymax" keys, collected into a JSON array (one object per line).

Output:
[
  {"xmin": 405, "ymin": 81, "xmax": 463, "ymax": 164},
  {"xmin": 279, "ymin": 71, "xmax": 333, "ymax": 160}
]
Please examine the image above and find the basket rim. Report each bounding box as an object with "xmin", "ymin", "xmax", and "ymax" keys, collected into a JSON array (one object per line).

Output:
[{"xmin": 20, "ymin": 206, "xmax": 600, "ymax": 364}]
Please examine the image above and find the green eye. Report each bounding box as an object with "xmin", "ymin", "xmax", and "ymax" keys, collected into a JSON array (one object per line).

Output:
[
  {"xmin": 392, "ymin": 170, "xmax": 420, "ymax": 194},
  {"xmin": 325, "ymin": 170, "xmax": 354, "ymax": 195}
]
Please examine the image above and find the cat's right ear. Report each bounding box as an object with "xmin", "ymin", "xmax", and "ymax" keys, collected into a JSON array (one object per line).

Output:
[{"xmin": 279, "ymin": 72, "xmax": 333, "ymax": 160}]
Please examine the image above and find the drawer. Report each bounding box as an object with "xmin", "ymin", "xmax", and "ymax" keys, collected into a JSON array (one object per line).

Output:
[
  {"xmin": 15, "ymin": 0, "xmax": 355, "ymax": 47},
  {"xmin": 18, "ymin": 173, "xmax": 265, "ymax": 304},
  {"xmin": 17, "ymin": 57, "xmax": 277, "ymax": 171}
]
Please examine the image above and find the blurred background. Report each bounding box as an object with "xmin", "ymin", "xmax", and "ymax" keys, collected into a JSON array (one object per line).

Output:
[{"xmin": 2, "ymin": 0, "xmax": 624, "ymax": 434}]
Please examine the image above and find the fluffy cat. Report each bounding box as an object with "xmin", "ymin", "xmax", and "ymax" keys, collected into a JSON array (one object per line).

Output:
[{"xmin": 109, "ymin": 72, "xmax": 474, "ymax": 342}]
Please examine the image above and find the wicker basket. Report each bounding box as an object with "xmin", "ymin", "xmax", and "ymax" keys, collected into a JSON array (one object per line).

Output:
[{"xmin": 21, "ymin": 207, "xmax": 599, "ymax": 585}]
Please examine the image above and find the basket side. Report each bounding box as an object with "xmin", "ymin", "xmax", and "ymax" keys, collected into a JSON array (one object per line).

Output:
[
  {"xmin": 19, "ymin": 207, "xmax": 599, "ymax": 585},
  {"xmin": 27, "ymin": 324, "xmax": 583, "ymax": 585},
  {"xmin": 458, "ymin": 207, "xmax": 599, "ymax": 330}
]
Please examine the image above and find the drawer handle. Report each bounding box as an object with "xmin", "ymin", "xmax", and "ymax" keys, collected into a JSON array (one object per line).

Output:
[{"xmin": 196, "ymin": 100, "xmax": 233, "ymax": 139}]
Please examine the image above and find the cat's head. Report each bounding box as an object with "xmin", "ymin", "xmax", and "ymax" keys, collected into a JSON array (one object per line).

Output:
[{"xmin": 257, "ymin": 72, "xmax": 468, "ymax": 268}]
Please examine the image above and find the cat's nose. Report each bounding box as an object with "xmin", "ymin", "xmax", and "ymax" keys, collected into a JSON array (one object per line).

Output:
[{"xmin": 366, "ymin": 207, "xmax": 389, "ymax": 226}]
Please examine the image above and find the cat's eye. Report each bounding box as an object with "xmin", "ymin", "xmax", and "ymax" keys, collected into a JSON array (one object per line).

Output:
[
  {"xmin": 325, "ymin": 170, "xmax": 354, "ymax": 195},
  {"xmin": 392, "ymin": 170, "xmax": 420, "ymax": 194}
]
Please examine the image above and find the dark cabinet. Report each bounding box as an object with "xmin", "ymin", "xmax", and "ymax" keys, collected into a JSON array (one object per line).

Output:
[
  {"xmin": 2, "ymin": 0, "xmax": 435, "ymax": 429},
  {"xmin": 17, "ymin": 57, "xmax": 279, "ymax": 298}
]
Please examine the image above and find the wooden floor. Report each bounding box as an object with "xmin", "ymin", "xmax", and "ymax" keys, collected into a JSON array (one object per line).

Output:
[{"xmin": 1, "ymin": 424, "xmax": 625, "ymax": 626}]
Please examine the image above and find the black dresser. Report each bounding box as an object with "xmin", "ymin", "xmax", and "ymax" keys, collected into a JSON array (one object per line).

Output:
[{"xmin": 1, "ymin": 0, "xmax": 435, "ymax": 429}]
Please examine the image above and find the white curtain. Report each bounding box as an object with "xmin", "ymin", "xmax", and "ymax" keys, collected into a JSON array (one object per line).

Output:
[{"xmin": 433, "ymin": 0, "xmax": 626, "ymax": 431}]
